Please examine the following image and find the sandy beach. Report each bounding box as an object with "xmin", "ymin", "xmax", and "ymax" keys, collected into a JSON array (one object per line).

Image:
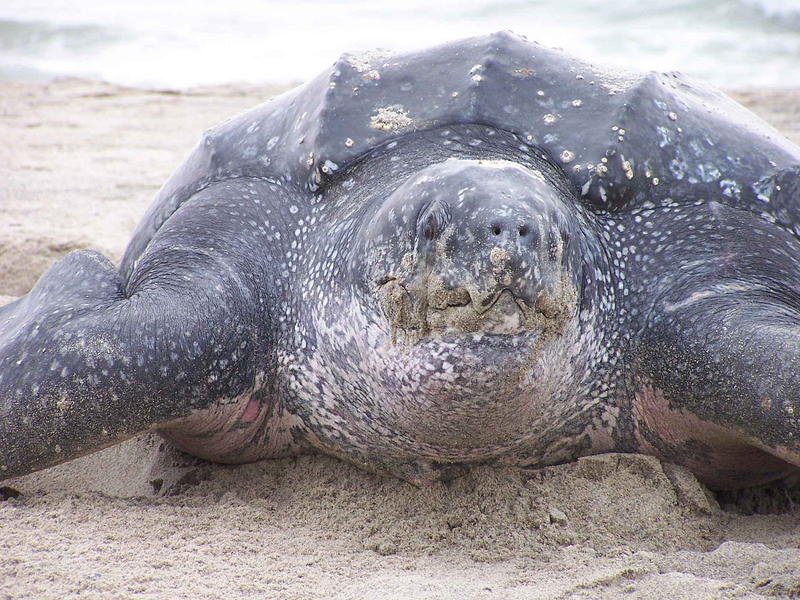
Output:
[{"xmin": 1, "ymin": 79, "xmax": 799, "ymax": 599}]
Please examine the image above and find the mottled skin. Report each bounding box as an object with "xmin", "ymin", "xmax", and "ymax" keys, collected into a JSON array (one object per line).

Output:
[{"xmin": 2, "ymin": 32, "xmax": 800, "ymax": 490}]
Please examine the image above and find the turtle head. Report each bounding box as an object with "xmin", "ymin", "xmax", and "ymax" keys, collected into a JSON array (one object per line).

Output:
[
  {"xmin": 315, "ymin": 155, "xmax": 597, "ymax": 476},
  {"xmin": 356, "ymin": 158, "xmax": 583, "ymax": 344}
]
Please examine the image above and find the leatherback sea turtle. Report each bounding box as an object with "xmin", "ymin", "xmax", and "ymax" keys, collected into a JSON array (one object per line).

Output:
[{"xmin": 2, "ymin": 32, "xmax": 799, "ymax": 490}]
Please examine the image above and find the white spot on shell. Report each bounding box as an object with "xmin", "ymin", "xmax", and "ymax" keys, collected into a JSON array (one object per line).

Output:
[
  {"xmin": 621, "ymin": 158, "xmax": 633, "ymax": 180},
  {"xmin": 346, "ymin": 49, "xmax": 391, "ymax": 73},
  {"xmin": 370, "ymin": 107, "xmax": 413, "ymax": 132}
]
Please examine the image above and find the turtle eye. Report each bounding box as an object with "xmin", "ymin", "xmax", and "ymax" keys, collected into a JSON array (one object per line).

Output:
[
  {"xmin": 376, "ymin": 275, "xmax": 397, "ymax": 286},
  {"xmin": 417, "ymin": 199, "xmax": 451, "ymax": 242},
  {"xmin": 423, "ymin": 218, "xmax": 438, "ymax": 241}
]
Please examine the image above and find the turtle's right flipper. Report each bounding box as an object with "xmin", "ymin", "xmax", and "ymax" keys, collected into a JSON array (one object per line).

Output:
[{"xmin": 0, "ymin": 243, "xmax": 260, "ymax": 482}]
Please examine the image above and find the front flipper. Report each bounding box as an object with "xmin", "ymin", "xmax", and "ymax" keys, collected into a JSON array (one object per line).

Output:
[
  {"xmin": 629, "ymin": 206, "xmax": 800, "ymax": 489},
  {"xmin": 0, "ymin": 191, "xmax": 274, "ymax": 481}
]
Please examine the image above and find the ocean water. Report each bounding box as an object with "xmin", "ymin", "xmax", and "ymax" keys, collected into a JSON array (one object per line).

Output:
[{"xmin": 1, "ymin": 0, "xmax": 799, "ymax": 89}]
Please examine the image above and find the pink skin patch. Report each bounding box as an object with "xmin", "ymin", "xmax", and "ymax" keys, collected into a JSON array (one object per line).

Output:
[
  {"xmin": 632, "ymin": 383, "xmax": 797, "ymax": 490},
  {"xmin": 240, "ymin": 396, "xmax": 261, "ymax": 423}
]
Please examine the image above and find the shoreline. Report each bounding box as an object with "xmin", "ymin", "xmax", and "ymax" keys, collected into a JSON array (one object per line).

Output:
[{"xmin": 1, "ymin": 79, "xmax": 799, "ymax": 599}]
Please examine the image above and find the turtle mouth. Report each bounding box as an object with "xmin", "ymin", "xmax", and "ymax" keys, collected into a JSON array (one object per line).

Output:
[
  {"xmin": 376, "ymin": 274, "xmax": 571, "ymax": 346},
  {"xmin": 426, "ymin": 288, "xmax": 531, "ymax": 335}
]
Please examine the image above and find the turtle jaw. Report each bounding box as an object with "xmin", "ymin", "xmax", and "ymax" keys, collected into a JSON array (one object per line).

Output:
[
  {"xmin": 429, "ymin": 288, "xmax": 531, "ymax": 336},
  {"xmin": 377, "ymin": 274, "xmax": 577, "ymax": 345}
]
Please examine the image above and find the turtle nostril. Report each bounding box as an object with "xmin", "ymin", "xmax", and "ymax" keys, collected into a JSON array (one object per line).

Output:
[
  {"xmin": 518, "ymin": 226, "xmax": 529, "ymax": 237},
  {"xmin": 491, "ymin": 225, "xmax": 502, "ymax": 236}
]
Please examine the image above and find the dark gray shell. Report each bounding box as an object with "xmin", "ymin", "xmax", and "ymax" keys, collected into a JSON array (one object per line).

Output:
[{"xmin": 119, "ymin": 30, "xmax": 800, "ymax": 282}]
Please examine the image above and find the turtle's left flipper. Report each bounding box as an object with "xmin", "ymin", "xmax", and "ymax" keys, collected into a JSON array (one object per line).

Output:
[{"xmin": 627, "ymin": 203, "xmax": 800, "ymax": 490}]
